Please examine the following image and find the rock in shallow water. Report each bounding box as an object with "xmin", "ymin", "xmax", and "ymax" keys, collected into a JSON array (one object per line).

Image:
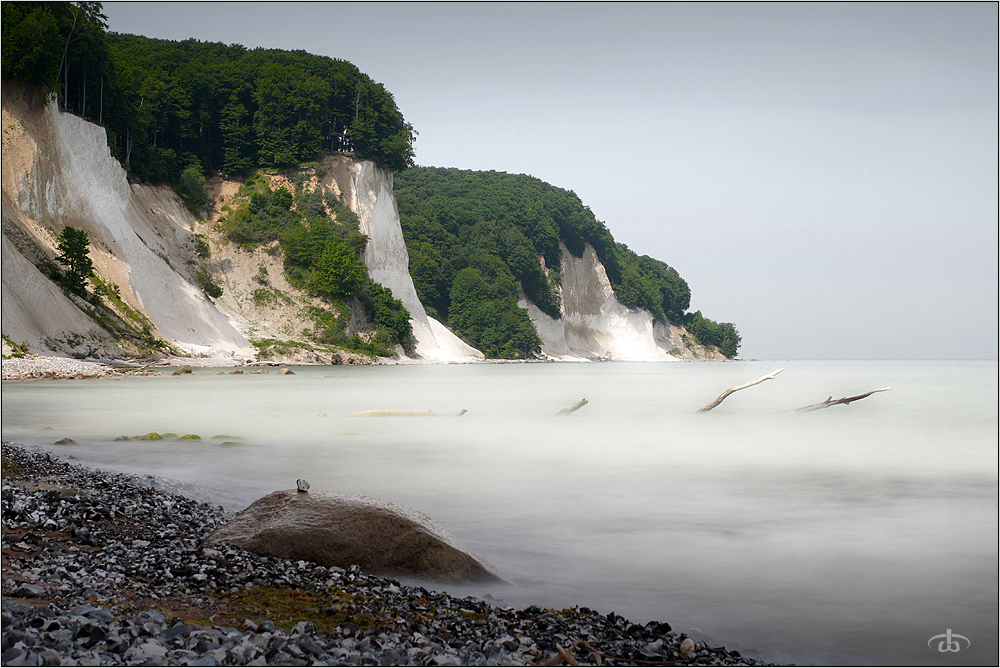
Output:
[{"xmin": 206, "ymin": 489, "xmax": 504, "ymax": 583}]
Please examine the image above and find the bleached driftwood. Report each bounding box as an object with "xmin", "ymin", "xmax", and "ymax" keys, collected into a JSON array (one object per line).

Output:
[
  {"xmin": 557, "ymin": 397, "xmax": 589, "ymax": 416},
  {"xmin": 793, "ymin": 388, "xmax": 891, "ymax": 412},
  {"xmin": 342, "ymin": 409, "xmax": 468, "ymax": 417},
  {"xmin": 698, "ymin": 368, "xmax": 784, "ymax": 412},
  {"xmin": 541, "ymin": 644, "xmax": 580, "ymax": 667}
]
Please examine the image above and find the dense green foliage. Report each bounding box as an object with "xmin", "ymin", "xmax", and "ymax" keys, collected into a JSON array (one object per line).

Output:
[
  {"xmin": 394, "ymin": 168, "xmax": 739, "ymax": 357},
  {"xmin": 176, "ymin": 164, "xmax": 208, "ymax": 216},
  {"xmin": 394, "ymin": 168, "xmax": 694, "ymax": 324},
  {"xmin": 448, "ymin": 266, "xmax": 542, "ymax": 359},
  {"xmin": 55, "ymin": 226, "xmax": 94, "ymax": 295},
  {"xmin": 2, "ymin": 2, "xmax": 110, "ymax": 101},
  {"xmin": 684, "ymin": 311, "xmax": 741, "ymax": 359},
  {"xmin": 221, "ymin": 173, "xmax": 412, "ymax": 351},
  {"xmin": 195, "ymin": 265, "xmax": 223, "ymax": 299},
  {"xmin": 2, "ymin": 2, "xmax": 416, "ymax": 188}
]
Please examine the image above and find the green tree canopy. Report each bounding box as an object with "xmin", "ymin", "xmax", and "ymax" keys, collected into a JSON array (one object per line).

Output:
[
  {"xmin": 3, "ymin": 4, "xmax": 416, "ymax": 187},
  {"xmin": 55, "ymin": 226, "xmax": 94, "ymax": 295}
]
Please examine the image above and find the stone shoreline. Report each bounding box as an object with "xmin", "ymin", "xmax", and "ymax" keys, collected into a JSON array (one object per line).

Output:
[
  {"xmin": 1, "ymin": 356, "xmax": 129, "ymax": 381},
  {"xmin": 1, "ymin": 443, "xmax": 776, "ymax": 666},
  {"xmin": 0, "ymin": 356, "xmax": 246, "ymax": 381},
  {"xmin": 0, "ymin": 354, "xmax": 549, "ymax": 382}
]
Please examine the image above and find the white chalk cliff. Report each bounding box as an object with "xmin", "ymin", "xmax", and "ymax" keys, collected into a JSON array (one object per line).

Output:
[
  {"xmin": 519, "ymin": 243, "xmax": 718, "ymax": 361},
  {"xmin": 2, "ymin": 83, "xmax": 254, "ymax": 359},
  {"xmin": 330, "ymin": 157, "xmax": 483, "ymax": 362}
]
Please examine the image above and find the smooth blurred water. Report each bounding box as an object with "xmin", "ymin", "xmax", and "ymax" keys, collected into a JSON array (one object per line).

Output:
[{"xmin": 3, "ymin": 360, "xmax": 997, "ymax": 665}]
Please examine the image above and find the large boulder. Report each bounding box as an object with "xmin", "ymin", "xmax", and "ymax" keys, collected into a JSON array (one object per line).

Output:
[{"xmin": 205, "ymin": 489, "xmax": 503, "ymax": 583}]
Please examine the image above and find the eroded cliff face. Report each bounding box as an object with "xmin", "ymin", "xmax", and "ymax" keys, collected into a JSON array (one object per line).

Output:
[
  {"xmin": 1, "ymin": 84, "xmax": 479, "ymax": 362},
  {"xmin": 2, "ymin": 83, "xmax": 255, "ymax": 359},
  {"xmin": 330, "ymin": 157, "xmax": 483, "ymax": 362},
  {"xmin": 195, "ymin": 157, "xmax": 482, "ymax": 363},
  {"xmin": 519, "ymin": 243, "xmax": 723, "ymax": 361}
]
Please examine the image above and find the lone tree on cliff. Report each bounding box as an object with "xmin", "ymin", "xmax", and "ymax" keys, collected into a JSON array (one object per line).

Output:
[{"xmin": 56, "ymin": 226, "xmax": 94, "ymax": 296}]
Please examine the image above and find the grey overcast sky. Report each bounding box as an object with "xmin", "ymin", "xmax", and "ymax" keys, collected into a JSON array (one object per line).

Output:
[{"xmin": 102, "ymin": 2, "xmax": 998, "ymax": 360}]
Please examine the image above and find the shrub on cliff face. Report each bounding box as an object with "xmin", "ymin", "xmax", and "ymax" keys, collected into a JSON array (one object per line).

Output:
[
  {"xmin": 176, "ymin": 165, "xmax": 209, "ymax": 217},
  {"xmin": 309, "ymin": 238, "xmax": 367, "ymax": 299},
  {"xmin": 196, "ymin": 265, "xmax": 223, "ymax": 299},
  {"xmin": 55, "ymin": 227, "xmax": 94, "ymax": 296},
  {"xmin": 361, "ymin": 280, "xmax": 413, "ymax": 348}
]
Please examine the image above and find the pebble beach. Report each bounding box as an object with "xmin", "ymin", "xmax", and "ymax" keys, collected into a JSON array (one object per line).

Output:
[
  {"xmin": 2, "ymin": 357, "xmax": 124, "ymax": 381},
  {"xmin": 0, "ymin": 355, "xmax": 244, "ymax": 382},
  {"xmin": 0, "ymin": 442, "xmax": 775, "ymax": 666}
]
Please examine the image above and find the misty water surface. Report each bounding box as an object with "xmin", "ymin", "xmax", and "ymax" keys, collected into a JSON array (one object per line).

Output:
[{"xmin": 2, "ymin": 360, "xmax": 997, "ymax": 665}]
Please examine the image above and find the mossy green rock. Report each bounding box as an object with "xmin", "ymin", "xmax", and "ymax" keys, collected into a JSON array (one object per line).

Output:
[
  {"xmin": 179, "ymin": 434, "xmax": 201, "ymax": 441},
  {"xmin": 136, "ymin": 432, "xmax": 164, "ymax": 441}
]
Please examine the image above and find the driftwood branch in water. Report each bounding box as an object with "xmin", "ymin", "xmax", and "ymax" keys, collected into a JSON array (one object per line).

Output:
[
  {"xmin": 698, "ymin": 368, "xmax": 784, "ymax": 412},
  {"xmin": 793, "ymin": 388, "xmax": 891, "ymax": 412},
  {"xmin": 338, "ymin": 409, "xmax": 468, "ymax": 417},
  {"xmin": 557, "ymin": 397, "xmax": 589, "ymax": 415}
]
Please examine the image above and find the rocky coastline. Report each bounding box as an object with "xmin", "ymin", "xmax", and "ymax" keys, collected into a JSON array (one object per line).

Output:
[
  {"xmin": 1, "ymin": 356, "xmax": 146, "ymax": 381},
  {"xmin": 1, "ymin": 443, "xmax": 775, "ymax": 666}
]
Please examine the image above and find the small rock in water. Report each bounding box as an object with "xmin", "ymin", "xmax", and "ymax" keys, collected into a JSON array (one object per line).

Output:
[
  {"xmin": 54, "ymin": 438, "xmax": 78, "ymax": 445},
  {"xmin": 277, "ymin": 368, "xmax": 295, "ymax": 375}
]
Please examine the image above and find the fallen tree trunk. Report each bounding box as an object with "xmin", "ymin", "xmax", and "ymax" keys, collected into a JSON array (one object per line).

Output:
[
  {"xmin": 698, "ymin": 368, "xmax": 784, "ymax": 412},
  {"xmin": 341, "ymin": 409, "xmax": 468, "ymax": 417},
  {"xmin": 793, "ymin": 388, "xmax": 891, "ymax": 412},
  {"xmin": 557, "ymin": 397, "xmax": 589, "ymax": 415}
]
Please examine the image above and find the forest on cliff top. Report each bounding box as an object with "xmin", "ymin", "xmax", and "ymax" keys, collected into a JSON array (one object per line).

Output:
[{"xmin": 2, "ymin": 1, "xmax": 416, "ymax": 184}]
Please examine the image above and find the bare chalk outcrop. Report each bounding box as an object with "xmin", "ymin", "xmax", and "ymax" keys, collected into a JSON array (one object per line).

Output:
[{"xmin": 520, "ymin": 242, "xmax": 724, "ymax": 361}]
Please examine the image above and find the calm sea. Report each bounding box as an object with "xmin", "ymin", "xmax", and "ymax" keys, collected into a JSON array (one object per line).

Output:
[{"xmin": 2, "ymin": 360, "xmax": 997, "ymax": 666}]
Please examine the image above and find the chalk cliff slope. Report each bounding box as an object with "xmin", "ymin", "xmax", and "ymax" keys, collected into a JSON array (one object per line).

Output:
[
  {"xmin": 519, "ymin": 243, "xmax": 722, "ymax": 361},
  {"xmin": 2, "ymin": 83, "xmax": 254, "ymax": 359},
  {"xmin": 328, "ymin": 157, "xmax": 483, "ymax": 362}
]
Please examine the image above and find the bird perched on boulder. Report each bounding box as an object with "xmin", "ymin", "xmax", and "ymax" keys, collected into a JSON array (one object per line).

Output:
[{"xmin": 296, "ymin": 479, "xmax": 310, "ymax": 493}]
